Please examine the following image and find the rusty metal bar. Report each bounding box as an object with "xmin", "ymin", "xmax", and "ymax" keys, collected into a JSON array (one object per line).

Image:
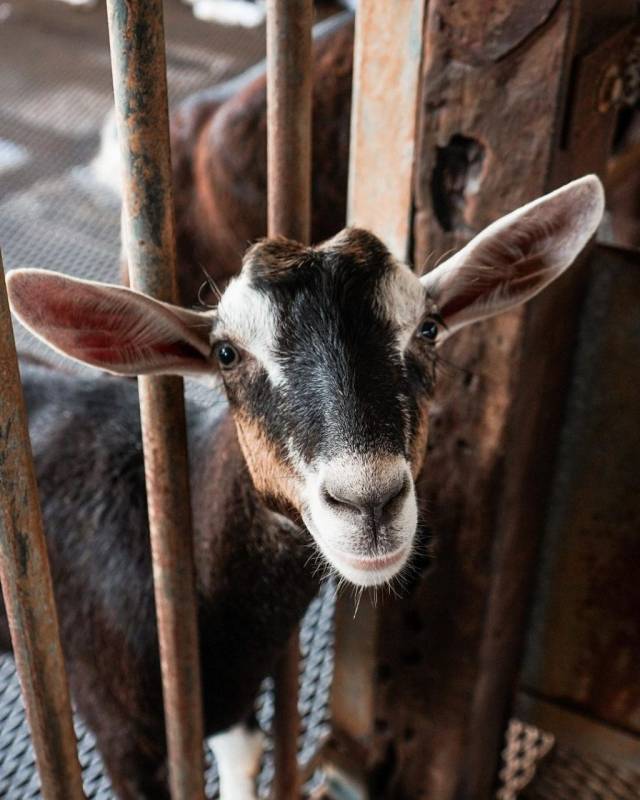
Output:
[
  {"xmin": 0, "ymin": 252, "xmax": 86, "ymax": 800},
  {"xmin": 327, "ymin": 0, "xmax": 427, "ymax": 765},
  {"xmin": 266, "ymin": 1, "xmax": 313, "ymax": 797},
  {"xmin": 273, "ymin": 632, "xmax": 302, "ymax": 799},
  {"xmin": 267, "ymin": 0, "xmax": 313, "ymax": 244},
  {"xmin": 104, "ymin": 3, "xmax": 205, "ymax": 799},
  {"xmin": 347, "ymin": 0, "xmax": 427, "ymax": 260}
]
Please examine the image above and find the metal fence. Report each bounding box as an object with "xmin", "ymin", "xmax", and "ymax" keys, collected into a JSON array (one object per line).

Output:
[{"xmin": 0, "ymin": 0, "xmax": 427, "ymax": 797}]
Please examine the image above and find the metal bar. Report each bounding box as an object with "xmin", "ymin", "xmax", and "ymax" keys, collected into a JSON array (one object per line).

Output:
[
  {"xmin": 266, "ymin": 0, "xmax": 313, "ymax": 244},
  {"xmin": 104, "ymin": 3, "xmax": 205, "ymax": 799},
  {"xmin": 273, "ymin": 631, "xmax": 302, "ymax": 799},
  {"xmin": 327, "ymin": 0, "xmax": 427, "ymax": 762},
  {"xmin": 266, "ymin": 1, "xmax": 313, "ymax": 797},
  {"xmin": 0, "ymin": 252, "xmax": 86, "ymax": 800},
  {"xmin": 347, "ymin": 0, "xmax": 427, "ymax": 260}
]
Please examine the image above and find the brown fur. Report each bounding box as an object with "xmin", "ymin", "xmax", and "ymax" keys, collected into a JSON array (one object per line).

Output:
[
  {"xmin": 234, "ymin": 413, "xmax": 300, "ymax": 508},
  {"xmin": 410, "ymin": 409, "xmax": 431, "ymax": 479},
  {"xmin": 244, "ymin": 237, "xmax": 316, "ymax": 279}
]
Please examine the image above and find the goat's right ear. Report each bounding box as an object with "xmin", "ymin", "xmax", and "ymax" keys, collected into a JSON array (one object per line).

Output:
[
  {"xmin": 7, "ymin": 269, "xmax": 214, "ymax": 376},
  {"xmin": 420, "ymin": 175, "xmax": 604, "ymax": 336}
]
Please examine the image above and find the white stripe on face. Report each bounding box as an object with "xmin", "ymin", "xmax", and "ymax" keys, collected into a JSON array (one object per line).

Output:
[
  {"xmin": 376, "ymin": 260, "xmax": 433, "ymax": 354},
  {"xmin": 215, "ymin": 273, "xmax": 285, "ymax": 386}
]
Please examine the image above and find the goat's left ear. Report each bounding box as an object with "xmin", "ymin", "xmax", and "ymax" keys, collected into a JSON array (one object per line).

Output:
[
  {"xmin": 420, "ymin": 175, "xmax": 604, "ymax": 336},
  {"xmin": 7, "ymin": 269, "xmax": 214, "ymax": 376}
]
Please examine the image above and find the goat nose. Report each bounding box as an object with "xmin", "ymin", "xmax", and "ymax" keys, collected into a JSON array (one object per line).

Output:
[{"xmin": 322, "ymin": 475, "xmax": 408, "ymax": 524}]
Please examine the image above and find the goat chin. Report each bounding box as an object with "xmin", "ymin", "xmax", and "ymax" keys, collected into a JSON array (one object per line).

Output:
[
  {"xmin": 322, "ymin": 541, "xmax": 413, "ymax": 588},
  {"xmin": 302, "ymin": 514, "xmax": 416, "ymax": 588}
]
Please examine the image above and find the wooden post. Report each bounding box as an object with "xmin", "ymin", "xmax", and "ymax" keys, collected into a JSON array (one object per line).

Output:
[
  {"xmin": 0, "ymin": 253, "xmax": 86, "ymax": 800},
  {"xmin": 105, "ymin": 2, "xmax": 205, "ymax": 798},
  {"xmin": 366, "ymin": 2, "xmax": 634, "ymax": 798}
]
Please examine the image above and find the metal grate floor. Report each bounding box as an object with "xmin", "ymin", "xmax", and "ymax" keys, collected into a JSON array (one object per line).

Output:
[
  {"xmin": 0, "ymin": 0, "xmax": 266, "ymax": 386},
  {"xmin": 0, "ymin": 585, "xmax": 335, "ymax": 799},
  {"xmin": 498, "ymin": 719, "xmax": 640, "ymax": 800},
  {"xmin": 1, "ymin": 2, "xmax": 639, "ymax": 798}
]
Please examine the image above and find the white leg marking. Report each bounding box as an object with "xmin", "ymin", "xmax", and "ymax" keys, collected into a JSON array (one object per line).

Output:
[
  {"xmin": 210, "ymin": 723, "xmax": 264, "ymax": 800},
  {"xmin": 189, "ymin": 0, "xmax": 266, "ymax": 28}
]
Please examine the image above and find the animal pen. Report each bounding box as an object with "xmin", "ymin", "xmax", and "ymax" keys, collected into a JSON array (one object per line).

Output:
[{"xmin": 0, "ymin": 1, "xmax": 640, "ymax": 799}]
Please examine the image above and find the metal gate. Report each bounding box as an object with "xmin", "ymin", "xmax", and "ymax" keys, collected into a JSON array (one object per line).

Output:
[{"xmin": 0, "ymin": 0, "xmax": 427, "ymax": 797}]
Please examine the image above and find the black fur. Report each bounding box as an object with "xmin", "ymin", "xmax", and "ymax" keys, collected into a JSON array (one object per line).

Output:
[
  {"xmin": 1, "ymin": 231, "xmax": 437, "ymax": 798},
  {"xmin": 223, "ymin": 232, "xmax": 436, "ymax": 466},
  {"xmin": 0, "ymin": 362, "xmax": 316, "ymax": 799}
]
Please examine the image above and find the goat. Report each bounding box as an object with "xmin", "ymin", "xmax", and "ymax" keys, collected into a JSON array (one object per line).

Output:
[
  {"xmin": 5, "ymin": 175, "xmax": 603, "ymax": 799},
  {"xmin": 96, "ymin": 10, "xmax": 354, "ymax": 304}
]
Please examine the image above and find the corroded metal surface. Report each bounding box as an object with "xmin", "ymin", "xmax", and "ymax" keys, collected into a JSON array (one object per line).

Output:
[
  {"xmin": 327, "ymin": 0, "xmax": 427, "ymax": 768},
  {"xmin": 266, "ymin": 0, "xmax": 313, "ymax": 244},
  {"xmin": 347, "ymin": 0, "xmax": 426, "ymax": 260},
  {"xmin": 104, "ymin": 2, "xmax": 205, "ymax": 798},
  {"xmin": 0, "ymin": 254, "xmax": 85, "ymax": 800},
  {"xmin": 273, "ymin": 626, "xmax": 303, "ymax": 800},
  {"xmin": 266, "ymin": 2, "xmax": 313, "ymax": 797}
]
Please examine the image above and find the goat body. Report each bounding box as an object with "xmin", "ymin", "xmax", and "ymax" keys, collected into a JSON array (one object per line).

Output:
[
  {"xmin": 6, "ymin": 169, "xmax": 604, "ymax": 798},
  {"xmin": 1, "ymin": 362, "xmax": 316, "ymax": 799}
]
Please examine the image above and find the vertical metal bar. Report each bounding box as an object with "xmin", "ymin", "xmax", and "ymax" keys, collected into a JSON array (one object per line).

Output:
[
  {"xmin": 266, "ymin": 1, "xmax": 313, "ymax": 797},
  {"xmin": 347, "ymin": 0, "xmax": 426, "ymax": 260},
  {"xmin": 104, "ymin": 3, "xmax": 205, "ymax": 799},
  {"xmin": 267, "ymin": 0, "xmax": 313, "ymax": 244},
  {"xmin": 328, "ymin": 0, "xmax": 427, "ymax": 760},
  {"xmin": 0, "ymin": 253, "xmax": 86, "ymax": 800}
]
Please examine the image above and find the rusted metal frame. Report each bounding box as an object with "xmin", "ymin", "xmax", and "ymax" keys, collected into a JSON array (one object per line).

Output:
[
  {"xmin": 347, "ymin": 0, "xmax": 427, "ymax": 261},
  {"xmin": 266, "ymin": 1, "xmax": 313, "ymax": 797},
  {"xmin": 104, "ymin": 2, "xmax": 205, "ymax": 799},
  {"xmin": 267, "ymin": 0, "xmax": 313, "ymax": 243},
  {"xmin": 0, "ymin": 253, "xmax": 86, "ymax": 800},
  {"xmin": 325, "ymin": 0, "xmax": 427, "ymax": 781}
]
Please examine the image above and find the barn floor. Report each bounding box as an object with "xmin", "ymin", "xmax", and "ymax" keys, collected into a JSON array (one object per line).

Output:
[{"xmin": 0, "ymin": 1, "xmax": 638, "ymax": 798}]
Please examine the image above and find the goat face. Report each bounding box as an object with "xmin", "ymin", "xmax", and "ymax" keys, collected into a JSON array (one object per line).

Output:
[
  {"xmin": 8, "ymin": 176, "xmax": 605, "ymax": 587},
  {"xmin": 214, "ymin": 229, "xmax": 433, "ymax": 585}
]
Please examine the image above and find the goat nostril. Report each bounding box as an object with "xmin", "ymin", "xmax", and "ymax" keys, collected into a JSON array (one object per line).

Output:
[
  {"xmin": 381, "ymin": 476, "xmax": 409, "ymax": 514},
  {"xmin": 321, "ymin": 476, "xmax": 410, "ymax": 520},
  {"xmin": 321, "ymin": 486, "xmax": 360, "ymax": 512}
]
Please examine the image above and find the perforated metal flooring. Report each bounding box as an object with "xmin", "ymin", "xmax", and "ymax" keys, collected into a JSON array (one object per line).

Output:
[
  {"xmin": 0, "ymin": 0, "xmax": 266, "ymax": 379},
  {"xmin": 2, "ymin": 2, "xmax": 640, "ymax": 798},
  {"xmin": 0, "ymin": 586, "xmax": 335, "ymax": 799}
]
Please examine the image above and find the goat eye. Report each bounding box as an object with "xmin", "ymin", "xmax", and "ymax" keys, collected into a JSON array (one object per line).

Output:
[
  {"xmin": 419, "ymin": 319, "xmax": 438, "ymax": 341},
  {"xmin": 215, "ymin": 342, "xmax": 239, "ymax": 369}
]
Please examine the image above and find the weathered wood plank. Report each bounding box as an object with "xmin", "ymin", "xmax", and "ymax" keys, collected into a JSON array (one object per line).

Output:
[{"xmin": 521, "ymin": 245, "xmax": 640, "ymax": 737}]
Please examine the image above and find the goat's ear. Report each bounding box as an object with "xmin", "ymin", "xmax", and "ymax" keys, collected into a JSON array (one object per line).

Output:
[
  {"xmin": 7, "ymin": 269, "xmax": 214, "ymax": 376},
  {"xmin": 420, "ymin": 175, "xmax": 604, "ymax": 336}
]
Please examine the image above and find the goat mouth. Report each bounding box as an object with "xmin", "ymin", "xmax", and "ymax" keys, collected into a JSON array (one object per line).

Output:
[
  {"xmin": 332, "ymin": 545, "xmax": 409, "ymax": 572},
  {"xmin": 301, "ymin": 510, "xmax": 412, "ymax": 585}
]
